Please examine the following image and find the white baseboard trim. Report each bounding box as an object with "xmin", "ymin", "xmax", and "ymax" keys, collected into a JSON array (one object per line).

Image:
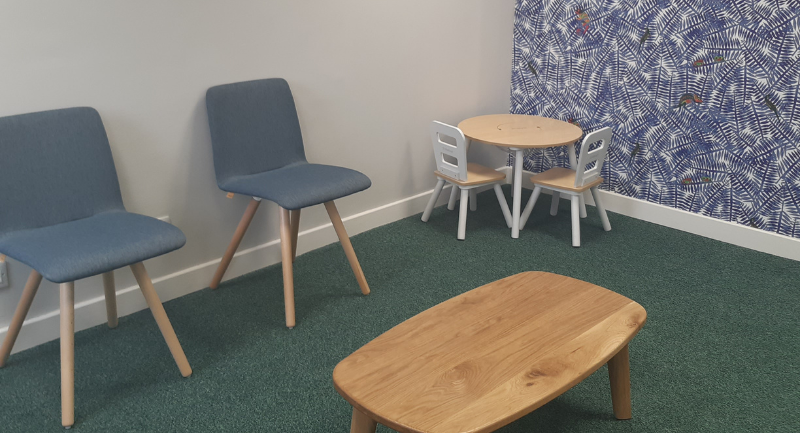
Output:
[
  {"xmin": 7, "ymin": 166, "xmax": 798, "ymax": 355},
  {"xmin": 1, "ymin": 185, "xmax": 457, "ymax": 355},
  {"xmin": 497, "ymin": 166, "xmax": 800, "ymax": 262}
]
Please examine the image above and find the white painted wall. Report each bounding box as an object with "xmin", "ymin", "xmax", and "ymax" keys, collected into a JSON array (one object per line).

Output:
[{"xmin": 0, "ymin": 0, "xmax": 515, "ymax": 348}]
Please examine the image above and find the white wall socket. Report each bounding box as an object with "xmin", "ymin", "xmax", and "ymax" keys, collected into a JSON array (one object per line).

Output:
[{"xmin": 0, "ymin": 261, "xmax": 8, "ymax": 289}]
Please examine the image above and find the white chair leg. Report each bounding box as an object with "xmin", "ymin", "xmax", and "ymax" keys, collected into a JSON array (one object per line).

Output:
[
  {"xmin": 447, "ymin": 184, "xmax": 459, "ymax": 210},
  {"xmin": 571, "ymin": 194, "xmax": 581, "ymax": 247},
  {"xmin": 493, "ymin": 184, "xmax": 512, "ymax": 228},
  {"xmin": 422, "ymin": 179, "xmax": 446, "ymax": 222},
  {"xmin": 469, "ymin": 189, "xmax": 477, "ymax": 211},
  {"xmin": 580, "ymin": 192, "xmax": 588, "ymax": 218},
  {"xmin": 550, "ymin": 191, "xmax": 561, "ymax": 216},
  {"xmin": 591, "ymin": 186, "xmax": 612, "ymax": 231},
  {"xmin": 520, "ymin": 186, "xmax": 542, "ymax": 230},
  {"xmin": 458, "ymin": 188, "xmax": 469, "ymax": 240}
]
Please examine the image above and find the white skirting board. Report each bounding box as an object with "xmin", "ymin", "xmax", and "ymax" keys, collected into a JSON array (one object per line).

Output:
[
  {"xmin": 4, "ymin": 168, "xmax": 799, "ymax": 355},
  {"xmin": 498, "ymin": 166, "xmax": 800, "ymax": 262},
  {"xmin": 0, "ymin": 184, "xmax": 461, "ymax": 355}
]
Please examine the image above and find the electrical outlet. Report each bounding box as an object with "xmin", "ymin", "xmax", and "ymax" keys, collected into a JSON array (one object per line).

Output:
[
  {"xmin": 157, "ymin": 215, "xmax": 171, "ymax": 225},
  {"xmin": 0, "ymin": 261, "xmax": 8, "ymax": 289}
]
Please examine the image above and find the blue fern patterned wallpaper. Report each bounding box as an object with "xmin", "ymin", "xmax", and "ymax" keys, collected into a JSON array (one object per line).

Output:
[{"xmin": 511, "ymin": 0, "xmax": 800, "ymax": 238}]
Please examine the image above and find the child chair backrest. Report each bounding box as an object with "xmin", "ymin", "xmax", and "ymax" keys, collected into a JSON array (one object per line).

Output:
[
  {"xmin": 574, "ymin": 127, "xmax": 613, "ymax": 188},
  {"xmin": 430, "ymin": 121, "xmax": 468, "ymax": 182}
]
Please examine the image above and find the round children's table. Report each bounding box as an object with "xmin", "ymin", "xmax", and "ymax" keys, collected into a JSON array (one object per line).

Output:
[{"xmin": 458, "ymin": 114, "xmax": 584, "ymax": 238}]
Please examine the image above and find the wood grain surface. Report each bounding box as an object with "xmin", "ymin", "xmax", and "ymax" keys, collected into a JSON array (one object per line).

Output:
[
  {"xmin": 458, "ymin": 114, "xmax": 583, "ymax": 149},
  {"xmin": 333, "ymin": 272, "xmax": 646, "ymax": 433},
  {"xmin": 435, "ymin": 163, "xmax": 506, "ymax": 186}
]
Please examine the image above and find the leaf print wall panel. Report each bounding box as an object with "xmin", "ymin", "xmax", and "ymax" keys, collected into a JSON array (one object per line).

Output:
[{"xmin": 511, "ymin": 0, "xmax": 800, "ymax": 238}]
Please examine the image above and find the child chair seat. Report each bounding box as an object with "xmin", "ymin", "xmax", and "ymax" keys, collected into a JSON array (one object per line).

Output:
[
  {"xmin": 435, "ymin": 162, "xmax": 506, "ymax": 187},
  {"xmin": 530, "ymin": 167, "xmax": 603, "ymax": 193}
]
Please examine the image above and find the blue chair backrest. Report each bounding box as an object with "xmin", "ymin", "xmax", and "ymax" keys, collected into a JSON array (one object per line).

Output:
[
  {"xmin": 0, "ymin": 107, "xmax": 125, "ymax": 236},
  {"xmin": 205, "ymin": 78, "xmax": 307, "ymax": 186}
]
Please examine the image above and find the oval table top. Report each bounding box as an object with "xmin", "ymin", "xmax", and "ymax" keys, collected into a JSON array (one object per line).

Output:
[
  {"xmin": 458, "ymin": 114, "xmax": 583, "ymax": 149},
  {"xmin": 333, "ymin": 272, "xmax": 646, "ymax": 433}
]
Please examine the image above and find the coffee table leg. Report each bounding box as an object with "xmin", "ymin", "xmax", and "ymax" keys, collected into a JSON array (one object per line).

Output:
[
  {"xmin": 607, "ymin": 344, "xmax": 632, "ymax": 419},
  {"xmin": 567, "ymin": 143, "xmax": 588, "ymax": 218},
  {"xmin": 512, "ymin": 148, "xmax": 523, "ymax": 238},
  {"xmin": 350, "ymin": 407, "xmax": 377, "ymax": 433}
]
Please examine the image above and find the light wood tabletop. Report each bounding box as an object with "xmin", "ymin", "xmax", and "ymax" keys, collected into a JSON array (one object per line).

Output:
[
  {"xmin": 333, "ymin": 272, "xmax": 647, "ymax": 433},
  {"xmin": 456, "ymin": 114, "xmax": 585, "ymax": 238},
  {"xmin": 458, "ymin": 114, "xmax": 583, "ymax": 149}
]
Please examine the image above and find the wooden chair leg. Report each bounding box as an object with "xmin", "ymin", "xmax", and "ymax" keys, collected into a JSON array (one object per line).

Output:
[
  {"xmin": 570, "ymin": 194, "xmax": 581, "ymax": 247},
  {"xmin": 0, "ymin": 270, "xmax": 43, "ymax": 367},
  {"xmin": 350, "ymin": 406, "xmax": 377, "ymax": 433},
  {"xmin": 60, "ymin": 282, "xmax": 75, "ymax": 428},
  {"xmin": 279, "ymin": 208, "xmax": 297, "ymax": 328},
  {"xmin": 102, "ymin": 272, "xmax": 118, "ymax": 328},
  {"xmin": 550, "ymin": 191, "xmax": 561, "ymax": 216},
  {"xmin": 447, "ymin": 183, "xmax": 459, "ymax": 210},
  {"xmin": 130, "ymin": 262, "xmax": 192, "ymax": 377},
  {"xmin": 519, "ymin": 185, "xmax": 542, "ymax": 230},
  {"xmin": 290, "ymin": 209, "xmax": 301, "ymax": 262},
  {"xmin": 457, "ymin": 188, "xmax": 469, "ymax": 240},
  {"xmin": 324, "ymin": 201, "xmax": 371, "ymax": 295},
  {"xmin": 210, "ymin": 198, "xmax": 261, "ymax": 289},
  {"xmin": 421, "ymin": 179, "xmax": 446, "ymax": 222},
  {"xmin": 591, "ymin": 186, "xmax": 612, "ymax": 231},
  {"xmin": 608, "ymin": 344, "xmax": 632, "ymax": 419},
  {"xmin": 469, "ymin": 189, "xmax": 477, "ymax": 211}
]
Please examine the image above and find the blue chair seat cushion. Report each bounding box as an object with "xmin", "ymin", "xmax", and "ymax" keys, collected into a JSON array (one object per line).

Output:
[
  {"xmin": 0, "ymin": 211, "xmax": 186, "ymax": 283},
  {"xmin": 218, "ymin": 162, "xmax": 372, "ymax": 210}
]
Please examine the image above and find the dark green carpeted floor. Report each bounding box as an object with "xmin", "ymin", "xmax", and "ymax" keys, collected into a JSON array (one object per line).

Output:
[{"xmin": 1, "ymin": 186, "xmax": 798, "ymax": 432}]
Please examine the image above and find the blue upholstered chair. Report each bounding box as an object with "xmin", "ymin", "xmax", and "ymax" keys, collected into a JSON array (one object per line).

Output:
[
  {"xmin": 205, "ymin": 78, "xmax": 372, "ymax": 328},
  {"xmin": 0, "ymin": 108, "xmax": 192, "ymax": 428}
]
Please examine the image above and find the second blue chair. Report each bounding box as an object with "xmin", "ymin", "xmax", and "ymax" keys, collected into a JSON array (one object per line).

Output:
[{"xmin": 205, "ymin": 78, "xmax": 372, "ymax": 328}]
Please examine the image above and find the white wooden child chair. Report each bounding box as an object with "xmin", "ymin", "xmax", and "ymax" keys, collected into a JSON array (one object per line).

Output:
[
  {"xmin": 519, "ymin": 127, "xmax": 613, "ymax": 247},
  {"xmin": 421, "ymin": 121, "xmax": 511, "ymax": 240}
]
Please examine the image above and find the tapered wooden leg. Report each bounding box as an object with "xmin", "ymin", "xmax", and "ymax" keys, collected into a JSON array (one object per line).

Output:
[
  {"xmin": 210, "ymin": 198, "xmax": 261, "ymax": 289},
  {"xmin": 102, "ymin": 272, "xmax": 118, "ymax": 328},
  {"xmin": 290, "ymin": 209, "xmax": 301, "ymax": 262},
  {"xmin": 608, "ymin": 344, "xmax": 632, "ymax": 419},
  {"xmin": 60, "ymin": 282, "xmax": 75, "ymax": 428},
  {"xmin": 0, "ymin": 270, "xmax": 43, "ymax": 367},
  {"xmin": 324, "ymin": 201, "xmax": 370, "ymax": 295},
  {"xmin": 279, "ymin": 208, "xmax": 297, "ymax": 328},
  {"xmin": 350, "ymin": 407, "xmax": 377, "ymax": 433},
  {"xmin": 130, "ymin": 262, "xmax": 192, "ymax": 377}
]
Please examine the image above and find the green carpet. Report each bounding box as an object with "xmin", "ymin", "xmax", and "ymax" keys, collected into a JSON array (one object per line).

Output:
[{"xmin": 1, "ymin": 186, "xmax": 798, "ymax": 432}]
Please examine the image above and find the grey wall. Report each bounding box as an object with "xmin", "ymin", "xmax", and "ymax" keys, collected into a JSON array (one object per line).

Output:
[{"xmin": 0, "ymin": 0, "xmax": 514, "ymax": 330}]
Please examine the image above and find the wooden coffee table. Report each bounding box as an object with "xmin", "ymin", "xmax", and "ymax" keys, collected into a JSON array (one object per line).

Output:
[{"xmin": 333, "ymin": 272, "xmax": 647, "ymax": 433}]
